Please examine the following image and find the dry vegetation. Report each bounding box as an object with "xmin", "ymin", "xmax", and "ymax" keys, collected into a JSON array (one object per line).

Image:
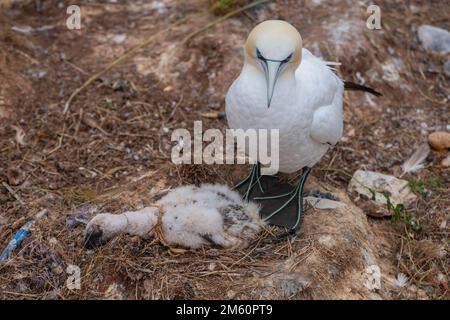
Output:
[{"xmin": 0, "ymin": 0, "xmax": 448, "ymax": 299}]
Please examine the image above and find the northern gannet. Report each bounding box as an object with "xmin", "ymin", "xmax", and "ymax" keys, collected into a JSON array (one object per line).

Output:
[{"xmin": 226, "ymin": 20, "xmax": 380, "ymax": 232}]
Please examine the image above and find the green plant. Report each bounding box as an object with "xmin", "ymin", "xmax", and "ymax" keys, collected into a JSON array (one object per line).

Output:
[
  {"xmin": 0, "ymin": 194, "xmax": 15, "ymax": 205},
  {"xmin": 317, "ymin": 166, "xmax": 423, "ymax": 232},
  {"xmin": 384, "ymin": 193, "xmax": 421, "ymax": 231},
  {"xmin": 208, "ymin": 0, "xmax": 247, "ymax": 15},
  {"xmin": 408, "ymin": 178, "xmax": 443, "ymax": 197}
]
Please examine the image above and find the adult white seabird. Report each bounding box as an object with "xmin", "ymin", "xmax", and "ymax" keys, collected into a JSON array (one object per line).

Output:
[{"xmin": 226, "ymin": 20, "xmax": 380, "ymax": 232}]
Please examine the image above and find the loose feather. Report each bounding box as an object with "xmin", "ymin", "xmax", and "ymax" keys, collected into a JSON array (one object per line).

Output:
[
  {"xmin": 344, "ymin": 81, "xmax": 382, "ymax": 96},
  {"xmin": 401, "ymin": 143, "xmax": 430, "ymax": 176},
  {"xmin": 304, "ymin": 196, "xmax": 344, "ymax": 209}
]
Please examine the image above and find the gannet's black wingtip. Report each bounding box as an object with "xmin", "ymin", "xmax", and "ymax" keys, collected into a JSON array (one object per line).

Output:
[{"xmin": 344, "ymin": 81, "xmax": 382, "ymax": 97}]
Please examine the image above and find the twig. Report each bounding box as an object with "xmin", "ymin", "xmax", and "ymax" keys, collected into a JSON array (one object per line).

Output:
[
  {"xmin": 167, "ymin": 95, "xmax": 184, "ymax": 123},
  {"xmin": 2, "ymin": 182, "xmax": 25, "ymax": 206}
]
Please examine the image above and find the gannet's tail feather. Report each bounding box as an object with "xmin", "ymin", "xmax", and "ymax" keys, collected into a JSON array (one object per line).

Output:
[
  {"xmin": 322, "ymin": 58, "xmax": 381, "ymax": 96},
  {"xmin": 344, "ymin": 81, "xmax": 382, "ymax": 96}
]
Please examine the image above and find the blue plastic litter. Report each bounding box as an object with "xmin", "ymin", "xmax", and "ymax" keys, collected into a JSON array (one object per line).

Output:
[{"xmin": 0, "ymin": 209, "xmax": 47, "ymax": 261}]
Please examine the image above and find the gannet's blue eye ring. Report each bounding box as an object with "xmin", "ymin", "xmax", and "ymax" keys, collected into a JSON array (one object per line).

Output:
[
  {"xmin": 256, "ymin": 48, "xmax": 265, "ymax": 61},
  {"xmin": 281, "ymin": 53, "xmax": 293, "ymax": 64},
  {"xmin": 256, "ymin": 49, "xmax": 293, "ymax": 64}
]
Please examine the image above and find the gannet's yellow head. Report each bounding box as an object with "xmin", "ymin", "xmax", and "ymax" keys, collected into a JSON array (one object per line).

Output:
[{"xmin": 244, "ymin": 20, "xmax": 302, "ymax": 108}]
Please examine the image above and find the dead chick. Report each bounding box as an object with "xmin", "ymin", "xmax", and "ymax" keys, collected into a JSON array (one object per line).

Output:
[{"xmin": 84, "ymin": 184, "xmax": 264, "ymax": 250}]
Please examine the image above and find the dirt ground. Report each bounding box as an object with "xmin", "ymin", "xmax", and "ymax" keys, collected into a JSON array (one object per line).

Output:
[{"xmin": 0, "ymin": 0, "xmax": 448, "ymax": 299}]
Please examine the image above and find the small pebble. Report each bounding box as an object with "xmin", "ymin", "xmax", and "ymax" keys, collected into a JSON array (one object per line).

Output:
[
  {"xmin": 428, "ymin": 131, "xmax": 450, "ymax": 150},
  {"xmin": 444, "ymin": 60, "xmax": 450, "ymax": 77},
  {"xmin": 417, "ymin": 25, "xmax": 450, "ymax": 54},
  {"xmin": 111, "ymin": 34, "xmax": 127, "ymax": 44},
  {"xmin": 441, "ymin": 154, "xmax": 450, "ymax": 167}
]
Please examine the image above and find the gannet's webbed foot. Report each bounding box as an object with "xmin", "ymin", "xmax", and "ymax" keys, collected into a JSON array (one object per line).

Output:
[
  {"xmin": 232, "ymin": 162, "xmax": 264, "ymax": 201},
  {"xmin": 259, "ymin": 167, "xmax": 312, "ymax": 232}
]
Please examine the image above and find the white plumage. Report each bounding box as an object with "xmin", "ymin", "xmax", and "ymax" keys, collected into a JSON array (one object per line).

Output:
[
  {"xmin": 226, "ymin": 20, "xmax": 344, "ymax": 173},
  {"xmin": 84, "ymin": 184, "xmax": 263, "ymax": 249}
]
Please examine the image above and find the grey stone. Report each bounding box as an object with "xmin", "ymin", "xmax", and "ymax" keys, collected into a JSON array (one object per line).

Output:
[
  {"xmin": 417, "ymin": 25, "xmax": 450, "ymax": 54},
  {"xmin": 444, "ymin": 60, "xmax": 450, "ymax": 77}
]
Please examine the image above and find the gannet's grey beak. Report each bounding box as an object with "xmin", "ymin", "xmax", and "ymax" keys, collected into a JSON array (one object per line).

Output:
[{"xmin": 264, "ymin": 60, "xmax": 282, "ymax": 108}]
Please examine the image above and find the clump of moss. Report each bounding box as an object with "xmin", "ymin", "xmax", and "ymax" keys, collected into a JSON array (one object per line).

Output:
[
  {"xmin": 62, "ymin": 186, "xmax": 98, "ymax": 205},
  {"xmin": 208, "ymin": 0, "xmax": 248, "ymax": 15}
]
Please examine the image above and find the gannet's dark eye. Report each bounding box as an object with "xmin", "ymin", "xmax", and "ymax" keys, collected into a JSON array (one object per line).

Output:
[
  {"xmin": 281, "ymin": 53, "xmax": 293, "ymax": 64},
  {"xmin": 256, "ymin": 48, "xmax": 265, "ymax": 60}
]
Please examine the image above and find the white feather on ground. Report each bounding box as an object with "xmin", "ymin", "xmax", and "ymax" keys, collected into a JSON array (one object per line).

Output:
[
  {"xmin": 400, "ymin": 142, "xmax": 430, "ymax": 177},
  {"xmin": 84, "ymin": 184, "xmax": 264, "ymax": 249}
]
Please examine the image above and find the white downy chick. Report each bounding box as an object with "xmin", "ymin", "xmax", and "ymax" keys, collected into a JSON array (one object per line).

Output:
[{"xmin": 84, "ymin": 184, "xmax": 263, "ymax": 249}]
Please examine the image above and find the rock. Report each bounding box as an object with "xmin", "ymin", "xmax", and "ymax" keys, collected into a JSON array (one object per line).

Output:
[
  {"xmin": 358, "ymin": 199, "xmax": 391, "ymax": 218},
  {"xmin": 104, "ymin": 283, "xmax": 124, "ymax": 300},
  {"xmin": 441, "ymin": 153, "xmax": 450, "ymax": 167},
  {"xmin": 318, "ymin": 235, "xmax": 336, "ymax": 248},
  {"xmin": 150, "ymin": 1, "xmax": 167, "ymax": 15},
  {"xmin": 26, "ymin": 69, "xmax": 47, "ymax": 79},
  {"xmin": 428, "ymin": 131, "xmax": 450, "ymax": 150},
  {"xmin": 111, "ymin": 34, "xmax": 127, "ymax": 44},
  {"xmin": 444, "ymin": 60, "xmax": 450, "ymax": 77},
  {"xmin": 417, "ymin": 25, "xmax": 450, "ymax": 54},
  {"xmin": 348, "ymin": 170, "xmax": 416, "ymax": 206},
  {"xmin": 278, "ymin": 273, "xmax": 311, "ymax": 297},
  {"xmin": 66, "ymin": 204, "xmax": 97, "ymax": 230},
  {"xmin": 226, "ymin": 290, "xmax": 236, "ymax": 299}
]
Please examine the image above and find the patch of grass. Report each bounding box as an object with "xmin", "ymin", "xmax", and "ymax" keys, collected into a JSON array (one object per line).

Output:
[
  {"xmin": 0, "ymin": 194, "xmax": 15, "ymax": 205},
  {"xmin": 208, "ymin": 0, "xmax": 247, "ymax": 15},
  {"xmin": 62, "ymin": 187, "xmax": 98, "ymax": 205},
  {"xmin": 408, "ymin": 178, "xmax": 444, "ymax": 198},
  {"xmin": 384, "ymin": 193, "xmax": 421, "ymax": 232},
  {"xmin": 75, "ymin": 188, "xmax": 97, "ymax": 203}
]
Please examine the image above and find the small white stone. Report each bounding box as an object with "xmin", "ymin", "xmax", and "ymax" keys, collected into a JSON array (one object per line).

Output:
[
  {"xmin": 444, "ymin": 60, "xmax": 450, "ymax": 77},
  {"xmin": 150, "ymin": 1, "xmax": 167, "ymax": 15},
  {"xmin": 111, "ymin": 34, "xmax": 127, "ymax": 44},
  {"xmin": 441, "ymin": 154, "xmax": 450, "ymax": 167},
  {"xmin": 348, "ymin": 170, "xmax": 417, "ymax": 206},
  {"xmin": 437, "ymin": 272, "xmax": 448, "ymax": 284},
  {"xmin": 318, "ymin": 235, "xmax": 336, "ymax": 248},
  {"xmin": 417, "ymin": 25, "xmax": 450, "ymax": 54}
]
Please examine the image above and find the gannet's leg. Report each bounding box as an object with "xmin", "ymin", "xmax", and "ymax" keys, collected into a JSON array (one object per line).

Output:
[
  {"xmin": 262, "ymin": 167, "xmax": 311, "ymax": 231},
  {"xmin": 232, "ymin": 162, "xmax": 264, "ymax": 201},
  {"xmin": 291, "ymin": 167, "xmax": 312, "ymax": 231}
]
